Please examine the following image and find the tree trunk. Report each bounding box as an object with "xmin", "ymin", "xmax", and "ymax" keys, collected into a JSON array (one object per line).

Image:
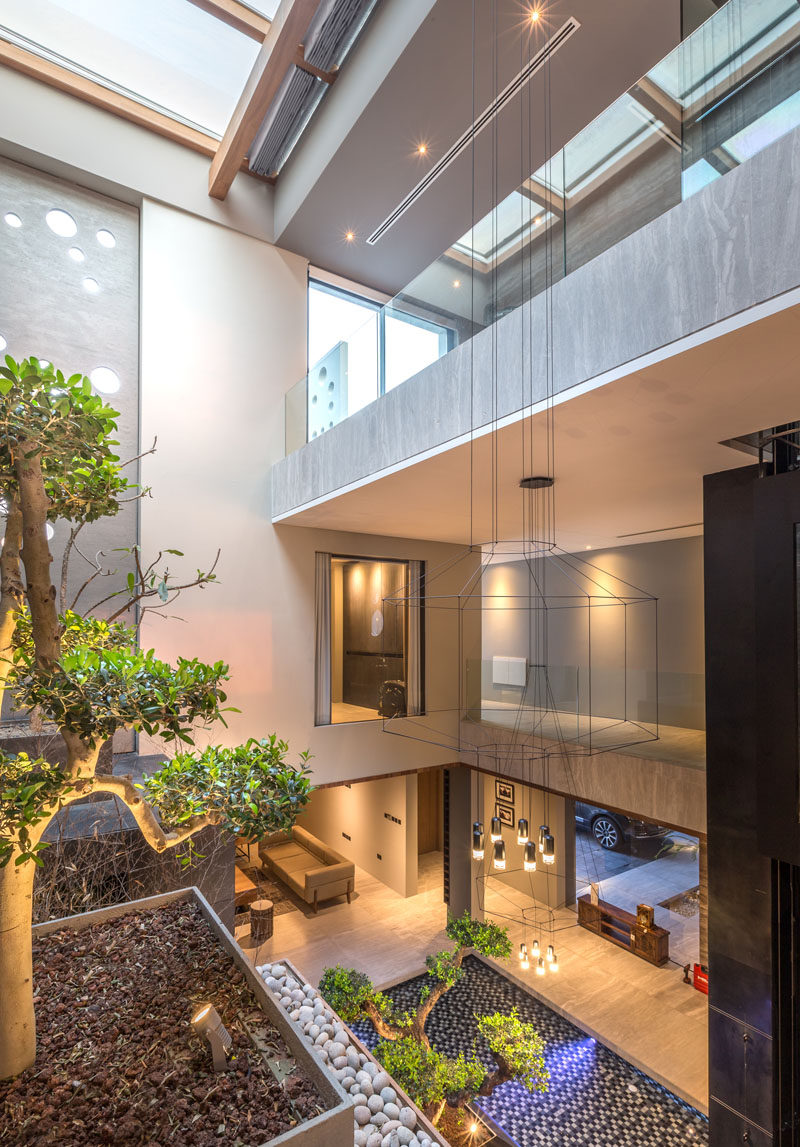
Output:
[
  {"xmin": 15, "ymin": 442, "xmax": 60, "ymax": 668},
  {"xmin": 0, "ymin": 858, "xmax": 37, "ymax": 1079},
  {"xmin": 410, "ymin": 947, "xmax": 467, "ymax": 1047},
  {"xmin": 0, "ymin": 499, "xmax": 24, "ymax": 707}
]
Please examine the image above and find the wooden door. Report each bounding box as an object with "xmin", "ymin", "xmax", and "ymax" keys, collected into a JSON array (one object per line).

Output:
[{"xmin": 417, "ymin": 768, "xmax": 443, "ymax": 853}]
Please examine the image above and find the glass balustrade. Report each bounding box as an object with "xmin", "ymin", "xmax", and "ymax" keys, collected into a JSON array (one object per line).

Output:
[{"xmin": 284, "ymin": 0, "xmax": 800, "ymax": 456}]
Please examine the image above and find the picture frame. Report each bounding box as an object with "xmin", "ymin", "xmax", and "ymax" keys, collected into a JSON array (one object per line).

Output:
[
  {"xmin": 495, "ymin": 802, "xmax": 515, "ymax": 828},
  {"xmin": 495, "ymin": 779, "xmax": 515, "ymax": 804}
]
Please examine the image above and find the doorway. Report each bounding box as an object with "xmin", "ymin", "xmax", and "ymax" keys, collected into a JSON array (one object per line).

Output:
[{"xmin": 417, "ymin": 767, "xmax": 443, "ymax": 854}]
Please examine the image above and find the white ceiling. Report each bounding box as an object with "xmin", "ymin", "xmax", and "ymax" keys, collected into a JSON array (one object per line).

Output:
[{"xmin": 277, "ymin": 302, "xmax": 800, "ymax": 549}]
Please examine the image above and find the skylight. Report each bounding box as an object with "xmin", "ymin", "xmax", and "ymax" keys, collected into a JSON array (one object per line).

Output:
[{"xmin": 0, "ymin": 0, "xmax": 261, "ymax": 137}]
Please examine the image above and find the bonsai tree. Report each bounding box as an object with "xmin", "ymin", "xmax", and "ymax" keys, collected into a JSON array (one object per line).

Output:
[
  {"xmin": 319, "ymin": 913, "xmax": 548, "ymax": 1133},
  {"xmin": 0, "ymin": 357, "xmax": 313, "ymax": 1080}
]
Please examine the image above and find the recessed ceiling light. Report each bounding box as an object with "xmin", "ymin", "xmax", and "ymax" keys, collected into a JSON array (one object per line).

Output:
[
  {"xmin": 530, "ymin": 8, "xmax": 541, "ymax": 22},
  {"xmin": 345, "ymin": 230, "xmax": 355, "ymax": 242},
  {"xmin": 453, "ymin": 279, "xmax": 461, "ymax": 288},
  {"xmin": 4, "ymin": 212, "xmax": 22, "ymax": 228},
  {"xmin": 46, "ymin": 209, "xmax": 77, "ymax": 237},
  {"xmin": 585, "ymin": 545, "xmax": 592, "ymax": 550},
  {"xmin": 417, "ymin": 143, "xmax": 428, "ymax": 156}
]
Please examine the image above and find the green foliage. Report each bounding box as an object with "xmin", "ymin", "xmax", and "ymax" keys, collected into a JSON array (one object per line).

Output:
[
  {"xmin": 445, "ymin": 911, "xmax": 513, "ymax": 960},
  {"xmin": 477, "ymin": 1008, "xmax": 549, "ymax": 1093},
  {"xmin": 139, "ymin": 736, "xmax": 313, "ymax": 838},
  {"xmin": 375, "ymin": 1037, "xmax": 485, "ymax": 1112},
  {"xmin": 14, "ymin": 642, "xmax": 231, "ymax": 747},
  {"xmin": 0, "ymin": 356, "xmax": 130, "ymax": 521},
  {"xmin": 12, "ymin": 608, "xmax": 136, "ymax": 660},
  {"xmin": 0, "ymin": 752, "xmax": 73, "ymax": 868},
  {"xmin": 318, "ymin": 965, "xmax": 377, "ymax": 1023}
]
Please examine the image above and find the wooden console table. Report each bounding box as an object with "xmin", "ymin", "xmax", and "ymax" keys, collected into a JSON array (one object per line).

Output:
[{"xmin": 578, "ymin": 895, "xmax": 669, "ymax": 966}]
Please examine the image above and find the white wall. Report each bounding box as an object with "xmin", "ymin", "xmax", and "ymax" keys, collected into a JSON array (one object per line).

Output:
[
  {"xmin": 139, "ymin": 199, "xmax": 465, "ymax": 795},
  {"xmin": 299, "ymin": 774, "xmax": 418, "ymax": 897}
]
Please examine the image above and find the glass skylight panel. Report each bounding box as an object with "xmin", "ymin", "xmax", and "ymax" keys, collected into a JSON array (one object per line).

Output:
[
  {"xmin": 649, "ymin": 0, "xmax": 800, "ymax": 109},
  {"xmin": 559, "ymin": 95, "xmax": 652, "ymax": 197},
  {"xmin": 453, "ymin": 191, "xmax": 543, "ymax": 263},
  {"xmin": 721, "ymin": 89, "xmax": 800, "ymax": 162},
  {"xmin": 681, "ymin": 158, "xmax": 721, "ymax": 200},
  {"xmin": 237, "ymin": 0, "xmax": 281, "ymax": 17},
  {"xmin": 0, "ymin": 0, "xmax": 261, "ymax": 136}
]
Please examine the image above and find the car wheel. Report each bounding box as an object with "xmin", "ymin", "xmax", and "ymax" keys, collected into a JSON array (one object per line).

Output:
[{"xmin": 592, "ymin": 816, "xmax": 622, "ymax": 851}]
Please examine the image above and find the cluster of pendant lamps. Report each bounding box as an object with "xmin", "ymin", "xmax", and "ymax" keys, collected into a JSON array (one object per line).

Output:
[{"xmin": 472, "ymin": 816, "xmax": 559, "ymax": 973}]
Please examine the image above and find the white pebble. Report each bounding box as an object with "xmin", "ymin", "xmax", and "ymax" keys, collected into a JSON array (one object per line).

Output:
[
  {"xmin": 354, "ymin": 1105, "xmax": 372, "ymax": 1126},
  {"xmin": 363, "ymin": 1061, "xmax": 379, "ymax": 1078},
  {"xmin": 308, "ymin": 1024, "xmax": 320, "ymax": 1041},
  {"xmin": 354, "ymin": 1131, "xmax": 369, "ymax": 1147},
  {"xmin": 367, "ymin": 1094, "xmax": 384, "ymax": 1114},
  {"xmin": 347, "ymin": 1048, "xmax": 361, "ymax": 1069},
  {"xmin": 352, "ymin": 1092, "xmax": 368, "ymax": 1105},
  {"xmin": 366, "ymin": 1133, "xmax": 384, "ymax": 1147},
  {"xmin": 291, "ymin": 989, "xmax": 305, "ymax": 1003},
  {"xmin": 396, "ymin": 1130, "xmax": 415, "ymax": 1146},
  {"xmin": 314, "ymin": 1032, "xmax": 330, "ymax": 1046},
  {"xmin": 298, "ymin": 1006, "xmax": 315, "ymax": 1023},
  {"xmin": 372, "ymin": 1072, "xmax": 391, "ymax": 1091},
  {"xmin": 328, "ymin": 1042, "xmax": 346, "ymax": 1059},
  {"xmin": 332, "ymin": 1055, "xmax": 348, "ymax": 1070},
  {"xmin": 399, "ymin": 1108, "xmax": 416, "ymax": 1129},
  {"xmin": 382, "ymin": 1132, "xmax": 401, "ymax": 1147},
  {"xmin": 383, "ymin": 1103, "xmax": 400, "ymax": 1121},
  {"xmin": 380, "ymin": 1087, "xmax": 397, "ymax": 1104},
  {"xmin": 371, "ymin": 1111, "xmax": 389, "ymax": 1127}
]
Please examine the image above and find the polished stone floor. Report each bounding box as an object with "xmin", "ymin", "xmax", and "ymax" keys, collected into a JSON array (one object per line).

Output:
[
  {"xmin": 352, "ymin": 957, "xmax": 709, "ymax": 1147},
  {"xmin": 236, "ymin": 851, "xmax": 708, "ymax": 1114}
]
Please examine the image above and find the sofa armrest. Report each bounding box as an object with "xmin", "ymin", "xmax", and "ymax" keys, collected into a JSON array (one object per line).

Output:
[{"xmin": 304, "ymin": 862, "xmax": 355, "ymax": 891}]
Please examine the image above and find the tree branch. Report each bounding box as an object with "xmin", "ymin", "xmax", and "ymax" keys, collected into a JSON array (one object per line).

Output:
[
  {"xmin": 59, "ymin": 522, "xmax": 85, "ymax": 615},
  {"xmin": 15, "ymin": 442, "xmax": 60, "ymax": 668},
  {"xmin": 91, "ymin": 776, "xmax": 219, "ymax": 851},
  {"xmin": 0, "ymin": 499, "xmax": 24, "ymax": 704}
]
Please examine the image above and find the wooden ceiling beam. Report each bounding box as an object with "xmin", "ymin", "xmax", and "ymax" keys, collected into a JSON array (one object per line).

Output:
[
  {"xmin": 208, "ymin": 0, "xmax": 319, "ymax": 201},
  {"xmin": 185, "ymin": 0, "xmax": 271, "ymax": 43}
]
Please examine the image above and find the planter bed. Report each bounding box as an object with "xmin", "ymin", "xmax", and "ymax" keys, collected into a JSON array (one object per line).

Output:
[
  {"xmin": 0, "ymin": 888, "xmax": 351, "ymax": 1147},
  {"xmin": 350, "ymin": 955, "xmax": 709, "ymax": 1147}
]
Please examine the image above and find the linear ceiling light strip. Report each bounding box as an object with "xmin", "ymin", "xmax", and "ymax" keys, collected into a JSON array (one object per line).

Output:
[{"xmin": 366, "ymin": 16, "xmax": 580, "ymax": 246}]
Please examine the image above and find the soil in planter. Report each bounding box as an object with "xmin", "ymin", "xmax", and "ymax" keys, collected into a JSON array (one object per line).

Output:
[{"xmin": 0, "ymin": 900, "xmax": 325, "ymax": 1145}]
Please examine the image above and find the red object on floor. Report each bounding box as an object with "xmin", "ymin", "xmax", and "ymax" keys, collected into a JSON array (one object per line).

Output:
[{"xmin": 692, "ymin": 963, "xmax": 709, "ymax": 994}]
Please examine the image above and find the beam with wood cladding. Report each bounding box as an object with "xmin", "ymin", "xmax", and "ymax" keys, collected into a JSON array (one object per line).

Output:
[
  {"xmin": 208, "ymin": 0, "xmax": 318, "ymax": 199},
  {"xmin": 185, "ymin": 0, "xmax": 271, "ymax": 43}
]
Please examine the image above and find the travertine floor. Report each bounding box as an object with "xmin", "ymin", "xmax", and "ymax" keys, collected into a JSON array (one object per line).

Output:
[{"xmin": 236, "ymin": 851, "xmax": 707, "ymax": 1113}]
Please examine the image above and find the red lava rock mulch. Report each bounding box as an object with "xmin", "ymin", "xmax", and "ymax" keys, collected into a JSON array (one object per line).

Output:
[{"xmin": 0, "ymin": 899, "xmax": 325, "ymax": 1145}]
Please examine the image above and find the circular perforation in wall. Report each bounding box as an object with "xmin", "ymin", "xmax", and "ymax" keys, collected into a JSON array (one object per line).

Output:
[
  {"xmin": 90, "ymin": 366, "xmax": 121, "ymax": 395},
  {"xmin": 82, "ymin": 278, "xmax": 101, "ymax": 294},
  {"xmin": 46, "ymin": 209, "xmax": 78, "ymax": 237},
  {"xmin": 0, "ymin": 334, "xmax": 6, "ymax": 353},
  {"xmin": 3, "ymin": 212, "xmax": 22, "ymax": 228},
  {"xmin": 96, "ymin": 229, "xmax": 116, "ymax": 248},
  {"xmin": 68, "ymin": 247, "xmax": 85, "ymax": 263}
]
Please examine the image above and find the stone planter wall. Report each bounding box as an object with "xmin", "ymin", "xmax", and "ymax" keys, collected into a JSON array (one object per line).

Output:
[
  {"xmin": 256, "ymin": 957, "xmax": 449, "ymax": 1147},
  {"xmin": 32, "ymin": 887, "xmax": 353, "ymax": 1147}
]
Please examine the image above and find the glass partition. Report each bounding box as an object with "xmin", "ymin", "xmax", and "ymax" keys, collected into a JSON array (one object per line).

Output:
[{"xmin": 284, "ymin": 0, "xmax": 800, "ymax": 455}]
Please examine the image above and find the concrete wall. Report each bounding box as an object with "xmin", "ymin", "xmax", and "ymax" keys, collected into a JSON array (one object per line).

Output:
[
  {"xmin": 272, "ymin": 123, "xmax": 800, "ymax": 517},
  {"xmin": 299, "ymin": 774, "xmax": 418, "ymax": 897},
  {"xmin": 138, "ymin": 198, "xmax": 465, "ymax": 787}
]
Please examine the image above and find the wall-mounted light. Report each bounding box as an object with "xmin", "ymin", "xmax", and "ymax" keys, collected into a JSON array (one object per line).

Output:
[
  {"xmin": 192, "ymin": 1003, "xmax": 232, "ymax": 1072},
  {"xmin": 493, "ymin": 839, "xmax": 506, "ymax": 870},
  {"xmin": 524, "ymin": 841, "xmax": 537, "ymax": 871},
  {"xmin": 490, "ymin": 816, "xmax": 503, "ymax": 842},
  {"xmin": 517, "ymin": 817, "xmax": 529, "ymax": 845}
]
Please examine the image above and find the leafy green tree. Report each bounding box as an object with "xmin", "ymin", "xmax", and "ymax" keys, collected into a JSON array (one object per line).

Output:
[
  {"xmin": 0, "ymin": 357, "xmax": 313, "ymax": 1080},
  {"xmin": 319, "ymin": 913, "xmax": 548, "ymax": 1128}
]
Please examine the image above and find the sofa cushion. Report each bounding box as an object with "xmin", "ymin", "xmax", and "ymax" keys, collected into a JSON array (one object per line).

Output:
[{"xmin": 263, "ymin": 841, "xmax": 306, "ymax": 864}]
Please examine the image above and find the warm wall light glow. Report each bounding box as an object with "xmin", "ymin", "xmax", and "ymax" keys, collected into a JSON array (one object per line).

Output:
[{"xmin": 453, "ymin": 279, "xmax": 461, "ymax": 288}]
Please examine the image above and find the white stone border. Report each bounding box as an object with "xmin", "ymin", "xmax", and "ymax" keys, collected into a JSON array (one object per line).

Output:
[{"xmin": 256, "ymin": 959, "xmax": 449, "ymax": 1147}]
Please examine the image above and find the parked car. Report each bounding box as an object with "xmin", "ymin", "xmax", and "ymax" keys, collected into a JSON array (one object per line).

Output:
[{"xmin": 575, "ymin": 802, "xmax": 672, "ymax": 852}]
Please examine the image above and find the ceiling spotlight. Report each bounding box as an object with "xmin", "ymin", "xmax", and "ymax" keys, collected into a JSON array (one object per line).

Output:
[
  {"xmin": 520, "ymin": 475, "xmax": 554, "ymax": 489},
  {"xmin": 192, "ymin": 1003, "xmax": 232, "ymax": 1071},
  {"xmin": 530, "ymin": 8, "xmax": 541, "ymax": 22},
  {"xmin": 417, "ymin": 143, "xmax": 428, "ymax": 156},
  {"xmin": 345, "ymin": 230, "xmax": 355, "ymax": 242},
  {"xmin": 453, "ymin": 279, "xmax": 461, "ymax": 288},
  {"xmin": 585, "ymin": 545, "xmax": 592, "ymax": 550}
]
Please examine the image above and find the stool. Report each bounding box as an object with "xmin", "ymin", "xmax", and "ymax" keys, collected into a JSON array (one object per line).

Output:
[{"xmin": 250, "ymin": 899, "xmax": 274, "ymax": 943}]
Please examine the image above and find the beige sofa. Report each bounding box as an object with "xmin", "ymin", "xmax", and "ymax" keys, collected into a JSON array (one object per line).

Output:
[{"xmin": 260, "ymin": 825, "xmax": 355, "ymax": 913}]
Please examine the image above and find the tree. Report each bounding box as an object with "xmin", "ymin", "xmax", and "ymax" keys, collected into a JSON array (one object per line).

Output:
[
  {"xmin": 319, "ymin": 913, "xmax": 548, "ymax": 1134},
  {"xmin": 0, "ymin": 357, "xmax": 313, "ymax": 1080}
]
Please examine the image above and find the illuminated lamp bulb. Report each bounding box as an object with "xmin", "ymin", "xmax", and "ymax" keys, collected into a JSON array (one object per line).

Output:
[
  {"xmin": 519, "ymin": 942, "xmax": 527, "ymax": 962},
  {"xmin": 517, "ymin": 817, "xmax": 529, "ymax": 845},
  {"xmin": 543, "ymin": 833, "xmax": 555, "ymax": 864},
  {"xmin": 472, "ymin": 828, "xmax": 485, "ymax": 860},
  {"xmin": 493, "ymin": 839, "xmax": 506, "ymax": 870},
  {"xmin": 470, "ymin": 1123, "xmax": 478, "ymax": 1135},
  {"xmin": 538, "ymin": 824, "xmax": 548, "ymax": 852},
  {"xmin": 490, "ymin": 816, "xmax": 503, "ymax": 842},
  {"xmin": 345, "ymin": 230, "xmax": 355, "ymax": 242},
  {"xmin": 530, "ymin": 8, "xmax": 541, "ymax": 22},
  {"xmin": 536, "ymin": 957, "xmax": 546, "ymax": 976},
  {"xmin": 546, "ymin": 945, "xmax": 555, "ymax": 963},
  {"xmin": 531, "ymin": 939, "xmax": 540, "ymax": 960},
  {"xmin": 417, "ymin": 143, "xmax": 428, "ymax": 155},
  {"xmin": 551, "ymin": 952, "xmax": 559, "ymax": 972},
  {"xmin": 524, "ymin": 841, "xmax": 537, "ymax": 871},
  {"xmin": 520, "ymin": 952, "xmax": 530, "ymax": 971}
]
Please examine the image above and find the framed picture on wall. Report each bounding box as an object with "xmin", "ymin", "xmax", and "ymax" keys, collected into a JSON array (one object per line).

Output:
[
  {"xmin": 495, "ymin": 779, "xmax": 515, "ymax": 804},
  {"xmin": 496, "ymin": 802, "xmax": 515, "ymax": 827}
]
